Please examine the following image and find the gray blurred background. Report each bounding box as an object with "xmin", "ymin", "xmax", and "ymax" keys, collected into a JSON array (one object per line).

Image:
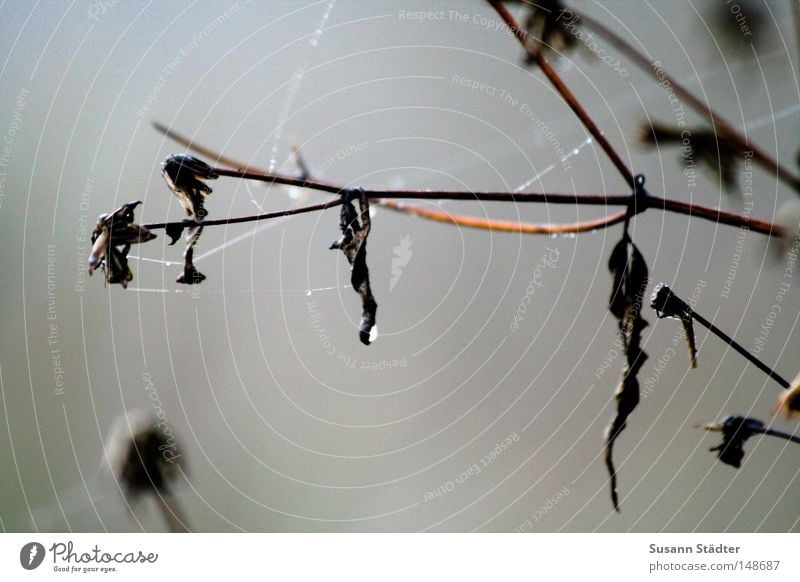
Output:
[{"xmin": 1, "ymin": 0, "xmax": 799, "ymax": 532}]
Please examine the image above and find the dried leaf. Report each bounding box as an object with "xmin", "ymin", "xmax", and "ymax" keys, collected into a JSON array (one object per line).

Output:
[
  {"xmin": 87, "ymin": 201, "xmax": 155, "ymax": 288},
  {"xmin": 165, "ymin": 222, "xmax": 186, "ymax": 246},
  {"xmin": 775, "ymin": 371, "xmax": 800, "ymax": 420},
  {"xmin": 330, "ymin": 189, "xmax": 377, "ymax": 345},
  {"xmin": 680, "ymin": 316, "xmax": 698, "ymax": 368},
  {"xmin": 650, "ymin": 283, "xmax": 698, "ymax": 368},
  {"xmin": 161, "ymin": 155, "xmax": 216, "ymax": 284},
  {"xmin": 705, "ymin": 416, "xmax": 764, "ymax": 468},
  {"xmin": 604, "ymin": 233, "xmax": 649, "ymax": 511},
  {"xmin": 607, "ymin": 237, "xmax": 629, "ymax": 319},
  {"xmin": 605, "ymin": 359, "xmax": 644, "ymax": 512},
  {"xmin": 161, "ymin": 154, "xmax": 218, "ymax": 219},
  {"xmin": 176, "ymin": 223, "xmax": 205, "ymax": 285}
]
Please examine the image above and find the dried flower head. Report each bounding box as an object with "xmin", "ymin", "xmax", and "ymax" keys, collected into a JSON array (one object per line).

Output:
[
  {"xmin": 703, "ymin": 415, "xmax": 764, "ymax": 468},
  {"xmin": 104, "ymin": 411, "xmax": 183, "ymax": 497},
  {"xmin": 775, "ymin": 371, "xmax": 800, "ymax": 420},
  {"xmin": 104, "ymin": 411, "xmax": 188, "ymax": 532},
  {"xmin": 87, "ymin": 201, "xmax": 155, "ymax": 288},
  {"xmin": 161, "ymin": 154, "xmax": 218, "ymax": 219}
]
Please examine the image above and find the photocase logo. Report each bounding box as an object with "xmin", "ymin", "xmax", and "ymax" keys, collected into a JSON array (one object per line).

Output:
[
  {"xmin": 20, "ymin": 542, "xmax": 45, "ymax": 570},
  {"xmin": 390, "ymin": 235, "xmax": 413, "ymax": 291}
]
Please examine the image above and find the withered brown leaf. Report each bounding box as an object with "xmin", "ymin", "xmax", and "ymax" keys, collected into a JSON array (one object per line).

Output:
[
  {"xmin": 161, "ymin": 155, "xmax": 216, "ymax": 285},
  {"xmin": 330, "ymin": 189, "xmax": 377, "ymax": 345},
  {"xmin": 604, "ymin": 234, "xmax": 649, "ymax": 511},
  {"xmin": 87, "ymin": 200, "xmax": 156, "ymax": 288}
]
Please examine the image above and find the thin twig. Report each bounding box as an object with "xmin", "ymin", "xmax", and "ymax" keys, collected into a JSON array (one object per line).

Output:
[
  {"xmin": 142, "ymin": 198, "xmax": 342, "ymax": 230},
  {"xmin": 155, "ymin": 164, "xmax": 783, "ymax": 236},
  {"xmin": 576, "ymin": 9, "xmax": 800, "ymax": 192},
  {"xmin": 690, "ymin": 310, "xmax": 791, "ymax": 388},
  {"xmin": 383, "ymin": 202, "xmax": 629, "ymax": 234},
  {"xmin": 153, "ymin": 121, "xmax": 613, "ymax": 235},
  {"xmin": 651, "ymin": 284, "xmax": 791, "ymax": 388},
  {"xmin": 762, "ymin": 427, "xmax": 800, "ymax": 445}
]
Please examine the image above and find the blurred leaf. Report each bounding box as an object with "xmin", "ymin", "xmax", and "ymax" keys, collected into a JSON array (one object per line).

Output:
[
  {"xmin": 520, "ymin": 0, "xmax": 577, "ymax": 66},
  {"xmin": 641, "ymin": 123, "xmax": 746, "ymax": 191}
]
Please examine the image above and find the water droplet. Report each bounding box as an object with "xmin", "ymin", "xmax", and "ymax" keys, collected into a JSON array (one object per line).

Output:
[
  {"xmin": 306, "ymin": 290, "xmax": 313, "ymax": 297},
  {"xmin": 369, "ymin": 326, "xmax": 379, "ymax": 343},
  {"xmin": 572, "ymin": 148, "xmax": 579, "ymax": 156}
]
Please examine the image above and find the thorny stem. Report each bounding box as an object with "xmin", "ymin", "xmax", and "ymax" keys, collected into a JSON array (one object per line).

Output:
[
  {"xmin": 486, "ymin": 0, "xmax": 636, "ymax": 188},
  {"xmin": 576, "ymin": 9, "xmax": 800, "ymax": 193},
  {"xmin": 652, "ymin": 284, "xmax": 792, "ymax": 388}
]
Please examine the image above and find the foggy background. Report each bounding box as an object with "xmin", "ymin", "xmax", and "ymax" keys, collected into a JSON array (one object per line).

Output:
[{"xmin": 1, "ymin": 0, "xmax": 799, "ymax": 532}]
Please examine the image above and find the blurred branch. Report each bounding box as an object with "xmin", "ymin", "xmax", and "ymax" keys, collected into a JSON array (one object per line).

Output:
[
  {"xmin": 486, "ymin": 0, "xmax": 636, "ymax": 187},
  {"xmin": 575, "ymin": 9, "xmax": 800, "ymax": 193}
]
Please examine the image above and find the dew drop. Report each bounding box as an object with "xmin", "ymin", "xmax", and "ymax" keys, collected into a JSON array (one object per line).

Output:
[{"xmin": 306, "ymin": 290, "xmax": 313, "ymax": 297}]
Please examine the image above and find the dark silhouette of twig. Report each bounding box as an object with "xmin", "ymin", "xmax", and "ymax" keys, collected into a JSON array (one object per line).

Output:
[
  {"xmin": 139, "ymin": 160, "xmax": 783, "ymax": 236},
  {"xmin": 651, "ymin": 283, "xmax": 791, "ymax": 388}
]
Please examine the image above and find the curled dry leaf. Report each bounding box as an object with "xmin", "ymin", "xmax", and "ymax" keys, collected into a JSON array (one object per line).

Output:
[
  {"xmin": 161, "ymin": 154, "xmax": 217, "ymax": 285},
  {"xmin": 775, "ymin": 371, "xmax": 800, "ymax": 420},
  {"xmin": 87, "ymin": 201, "xmax": 156, "ymax": 288},
  {"xmin": 604, "ymin": 234, "xmax": 649, "ymax": 511},
  {"xmin": 703, "ymin": 416, "xmax": 765, "ymax": 468},
  {"xmin": 641, "ymin": 123, "xmax": 746, "ymax": 191},
  {"xmin": 161, "ymin": 154, "xmax": 218, "ymax": 219},
  {"xmin": 521, "ymin": 0, "xmax": 577, "ymax": 66},
  {"xmin": 650, "ymin": 283, "xmax": 698, "ymax": 368},
  {"xmin": 330, "ymin": 188, "xmax": 377, "ymax": 345},
  {"xmin": 176, "ymin": 223, "xmax": 206, "ymax": 285}
]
